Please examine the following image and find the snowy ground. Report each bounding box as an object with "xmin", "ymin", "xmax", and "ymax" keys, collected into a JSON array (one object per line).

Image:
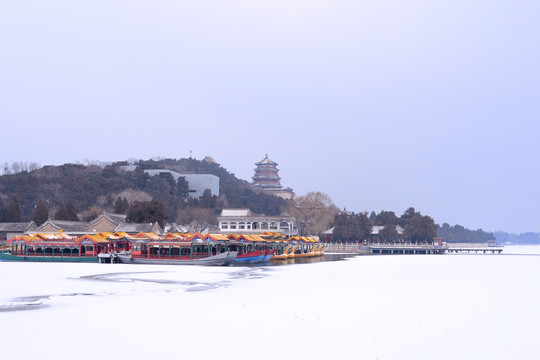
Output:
[{"xmin": 1, "ymin": 246, "xmax": 540, "ymax": 360}]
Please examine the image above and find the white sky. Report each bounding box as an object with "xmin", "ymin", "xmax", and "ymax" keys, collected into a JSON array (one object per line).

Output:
[{"xmin": 1, "ymin": 1, "xmax": 539, "ymax": 232}]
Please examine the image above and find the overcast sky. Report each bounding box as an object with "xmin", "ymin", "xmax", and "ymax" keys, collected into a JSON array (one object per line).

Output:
[{"xmin": 1, "ymin": 1, "xmax": 539, "ymax": 233}]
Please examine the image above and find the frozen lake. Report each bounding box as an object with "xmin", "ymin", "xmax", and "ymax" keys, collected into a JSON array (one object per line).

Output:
[{"xmin": 1, "ymin": 246, "xmax": 539, "ymax": 359}]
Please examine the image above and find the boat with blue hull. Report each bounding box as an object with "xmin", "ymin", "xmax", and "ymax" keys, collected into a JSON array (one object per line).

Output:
[{"xmin": 235, "ymin": 249, "xmax": 274, "ymax": 264}]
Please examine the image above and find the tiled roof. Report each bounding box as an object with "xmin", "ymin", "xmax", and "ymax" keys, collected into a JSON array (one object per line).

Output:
[
  {"xmin": 0, "ymin": 222, "xmax": 36, "ymax": 232},
  {"xmin": 115, "ymin": 222, "xmax": 163, "ymax": 234},
  {"xmin": 37, "ymin": 220, "xmax": 88, "ymax": 232},
  {"xmin": 87, "ymin": 212, "xmax": 127, "ymax": 228}
]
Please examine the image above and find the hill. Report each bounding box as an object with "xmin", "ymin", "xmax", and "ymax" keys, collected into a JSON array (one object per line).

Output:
[
  {"xmin": 0, "ymin": 158, "xmax": 288, "ymax": 225},
  {"xmin": 494, "ymin": 231, "xmax": 540, "ymax": 244}
]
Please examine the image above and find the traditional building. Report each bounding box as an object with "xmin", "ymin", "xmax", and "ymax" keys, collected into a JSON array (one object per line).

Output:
[
  {"xmin": 202, "ymin": 156, "xmax": 220, "ymax": 166},
  {"xmin": 37, "ymin": 219, "xmax": 88, "ymax": 235},
  {"xmin": 0, "ymin": 222, "xmax": 37, "ymax": 246},
  {"xmin": 217, "ymin": 209, "xmax": 298, "ymax": 236},
  {"xmin": 34, "ymin": 212, "xmax": 163, "ymax": 236},
  {"xmin": 86, "ymin": 213, "xmax": 127, "ymax": 233},
  {"xmin": 114, "ymin": 222, "xmax": 163, "ymax": 235},
  {"xmin": 252, "ymin": 155, "xmax": 295, "ymax": 200}
]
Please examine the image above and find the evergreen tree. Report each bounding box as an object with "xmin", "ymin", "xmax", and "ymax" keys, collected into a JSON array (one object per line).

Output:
[
  {"xmin": 200, "ymin": 189, "xmax": 217, "ymax": 208},
  {"xmin": 399, "ymin": 207, "xmax": 421, "ymax": 227},
  {"xmin": 374, "ymin": 210, "xmax": 398, "ymax": 226},
  {"xmin": 6, "ymin": 195, "xmax": 21, "ymax": 222},
  {"xmin": 404, "ymin": 215, "xmax": 437, "ymax": 243},
  {"xmin": 126, "ymin": 200, "xmax": 167, "ymax": 227},
  {"xmin": 32, "ymin": 198, "xmax": 49, "ymax": 226},
  {"xmin": 122, "ymin": 197, "xmax": 129, "ymax": 212},
  {"xmin": 0, "ymin": 197, "xmax": 6, "ymax": 222},
  {"xmin": 332, "ymin": 211, "xmax": 372, "ymax": 242},
  {"xmin": 65, "ymin": 199, "xmax": 78, "ymax": 220},
  {"xmin": 55, "ymin": 199, "xmax": 79, "ymax": 221},
  {"xmin": 176, "ymin": 176, "xmax": 190, "ymax": 201},
  {"xmin": 114, "ymin": 197, "xmax": 124, "ymax": 213},
  {"xmin": 379, "ymin": 224, "xmax": 399, "ymax": 242}
]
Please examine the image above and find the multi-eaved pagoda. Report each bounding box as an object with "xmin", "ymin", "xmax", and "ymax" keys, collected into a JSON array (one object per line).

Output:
[{"xmin": 252, "ymin": 154, "xmax": 295, "ymax": 200}]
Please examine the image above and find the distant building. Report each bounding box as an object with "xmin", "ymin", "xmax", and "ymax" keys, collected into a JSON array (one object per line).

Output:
[
  {"xmin": 202, "ymin": 156, "xmax": 220, "ymax": 166},
  {"xmin": 217, "ymin": 208, "xmax": 298, "ymax": 236},
  {"xmin": 37, "ymin": 219, "xmax": 88, "ymax": 235},
  {"xmin": 143, "ymin": 169, "xmax": 219, "ymax": 198},
  {"xmin": 33, "ymin": 212, "xmax": 163, "ymax": 236},
  {"xmin": 86, "ymin": 213, "xmax": 127, "ymax": 233},
  {"xmin": 114, "ymin": 222, "xmax": 163, "ymax": 235},
  {"xmin": 0, "ymin": 222, "xmax": 37, "ymax": 246},
  {"xmin": 252, "ymin": 155, "xmax": 295, "ymax": 200}
]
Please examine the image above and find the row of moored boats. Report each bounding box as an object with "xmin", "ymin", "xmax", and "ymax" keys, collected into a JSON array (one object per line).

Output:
[{"xmin": 0, "ymin": 231, "xmax": 325, "ymax": 266}]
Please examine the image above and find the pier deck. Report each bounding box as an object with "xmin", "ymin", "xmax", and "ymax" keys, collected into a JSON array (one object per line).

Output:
[
  {"xmin": 324, "ymin": 243, "xmax": 503, "ymax": 255},
  {"xmin": 447, "ymin": 246, "xmax": 503, "ymax": 254}
]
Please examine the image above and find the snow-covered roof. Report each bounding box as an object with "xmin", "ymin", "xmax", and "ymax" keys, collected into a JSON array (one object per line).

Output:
[{"xmin": 220, "ymin": 209, "xmax": 251, "ymax": 217}]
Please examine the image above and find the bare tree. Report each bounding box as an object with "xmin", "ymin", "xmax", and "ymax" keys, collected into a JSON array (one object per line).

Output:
[
  {"xmin": 28, "ymin": 162, "xmax": 41, "ymax": 171},
  {"xmin": 288, "ymin": 191, "xmax": 339, "ymax": 236},
  {"xmin": 176, "ymin": 207, "xmax": 216, "ymax": 232},
  {"xmin": 10, "ymin": 162, "xmax": 22, "ymax": 174},
  {"xmin": 2, "ymin": 163, "xmax": 11, "ymax": 175}
]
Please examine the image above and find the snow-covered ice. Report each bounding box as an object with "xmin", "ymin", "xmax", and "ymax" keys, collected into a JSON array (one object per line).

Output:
[{"xmin": 1, "ymin": 246, "xmax": 539, "ymax": 360}]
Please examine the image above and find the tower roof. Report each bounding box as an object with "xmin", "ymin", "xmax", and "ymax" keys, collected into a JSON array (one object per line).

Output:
[{"xmin": 255, "ymin": 154, "xmax": 278, "ymax": 166}]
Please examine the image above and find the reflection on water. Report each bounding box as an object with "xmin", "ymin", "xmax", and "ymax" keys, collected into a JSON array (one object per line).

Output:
[{"xmin": 241, "ymin": 253, "xmax": 357, "ymax": 267}]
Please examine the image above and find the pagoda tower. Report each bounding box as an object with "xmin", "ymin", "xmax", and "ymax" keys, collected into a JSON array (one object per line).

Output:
[
  {"xmin": 252, "ymin": 155, "xmax": 295, "ymax": 200},
  {"xmin": 252, "ymin": 154, "xmax": 282, "ymax": 189}
]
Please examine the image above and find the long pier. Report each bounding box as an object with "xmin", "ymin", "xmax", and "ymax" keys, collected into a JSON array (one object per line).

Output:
[
  {"xmin": 447, "ymin": 246, "xmax": 503, "ymax": 254},
  {"xmin": 369, "ymin": 244, "xmax": 446, "ymax": 255},
  {"xmin": 325, "ymin": 243, "xmax": 503, "ymax": 255}
]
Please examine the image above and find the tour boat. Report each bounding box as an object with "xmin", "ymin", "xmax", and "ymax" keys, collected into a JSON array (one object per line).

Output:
[
  {"xmin": 116, "ymin": 251, "xmax": 237, "ymax": 266},
  {"xmin": 0, "ymin": 250, "xmax": 99, "ymax": 262},
  {"xmin": 225, "ymin": 234, "xmax": 276, "ymax": 264},
  {"xmin": 2, "ymin": 232, "xmax": 114, "ymax": 263},
  {"xmin": 235, "ymin": 249, "xmax": 275, "ymax": 264},
  {"xmin": 117, "ymin": 233, "xmax": 238, "ymax": 266},
  {"xmin": 271, "ymin": 245, "xmax": 295, "ymax": 260}
]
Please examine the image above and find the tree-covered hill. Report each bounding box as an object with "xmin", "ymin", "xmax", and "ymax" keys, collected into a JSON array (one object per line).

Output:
[
  {"xmin": 494, "ymin": 231, "xmax": 540, "ymax": 244},
  {"xmin": 0, "ymin": 158, "xmax": 288, "ymax": 225},
  {"xmin": 437, "ymin": 223, "xmax": 495, "ymax": 243}
]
